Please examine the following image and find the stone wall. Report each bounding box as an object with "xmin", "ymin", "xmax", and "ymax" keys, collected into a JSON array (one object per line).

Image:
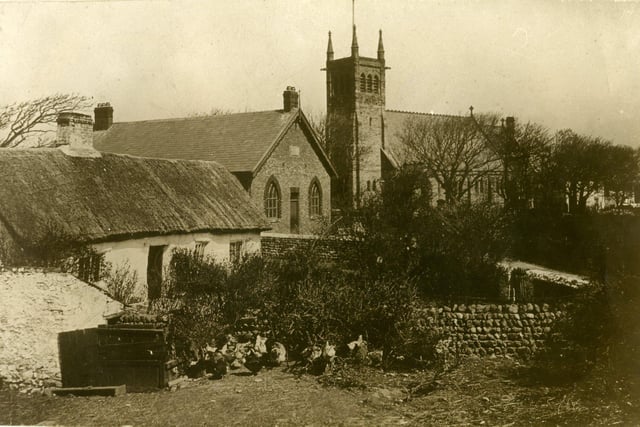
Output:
[
  {"xmin": 261, "ymin": 232, "xmax": 356, "ymax": 262},
  {"xmin": 418, "ymin": 302, "xmax": 565, "ymax": 358},
  {"xmin": 0, "ymin": 268, "xmax": 122, "ymax": 393}
]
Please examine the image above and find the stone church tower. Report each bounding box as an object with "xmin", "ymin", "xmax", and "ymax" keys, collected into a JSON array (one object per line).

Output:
[{"xmin": 325, "ymin": 26, "xmax": 387, "ymax": 208}]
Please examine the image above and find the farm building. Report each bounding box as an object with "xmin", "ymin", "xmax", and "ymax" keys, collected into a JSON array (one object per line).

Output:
[{"xmin": 0, "ymin": 112, "xmax": 269, "ymax": 300}]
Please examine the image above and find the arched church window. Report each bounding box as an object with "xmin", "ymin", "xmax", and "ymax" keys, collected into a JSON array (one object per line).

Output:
[
  {"xmin": 360, "ymin": 74, "xmax": 366, "ymax": 92},
  {"xmin": 366, "ymin": 74, "xmax": 373, "ymax": 92},
  {"xmin": 309, "ymin": 178, "xmax": 322, "ymax": 217},
  {"xmin": 264, "ymin": 177, "xmax": 281, "ymax": 219},
  {"xmin": 374, "ymin": 75, "xmax": 379, "ymax": 93}
]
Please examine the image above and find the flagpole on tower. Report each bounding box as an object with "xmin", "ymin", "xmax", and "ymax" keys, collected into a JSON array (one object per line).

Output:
[{"xmin": 352, "ymin": 0, "xmax": 355, "ymax": 28}]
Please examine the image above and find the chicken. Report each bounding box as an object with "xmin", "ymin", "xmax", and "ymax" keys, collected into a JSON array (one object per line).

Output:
[
  {"xmin": 347, "ymin": 334, "xmax": 368, "ymax": 363},
  {"xmin": 243, "ymin": 335, "xmax": 268, "ymax": 375},
  {"xmin": 305, "ymin": 341, "xmax": 336, "ymax": 375},
  {"xmin": 268, "ymin": 342, "xmax": 287, "ymax": 366}
]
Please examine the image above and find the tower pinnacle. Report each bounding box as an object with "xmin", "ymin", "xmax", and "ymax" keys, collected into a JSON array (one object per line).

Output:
[
  {"xmin": 377, "ymin": 29, "xmax": 385, "ymax": 60},
  {"xmin": 351, "ymin": 25, "xmax": 359, "ymax": 57},
  {"xmin": 327, "ymin": 31, "xmax": 334, "ymax": 61}
]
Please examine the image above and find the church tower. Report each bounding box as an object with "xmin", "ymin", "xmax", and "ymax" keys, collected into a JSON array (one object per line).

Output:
[{"xmin": 325, "ymin": 27, "xmax": 387, "ymax": 208}]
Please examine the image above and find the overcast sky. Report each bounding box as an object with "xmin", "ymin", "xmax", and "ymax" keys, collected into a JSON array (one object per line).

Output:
[{"xmin": 1, "ymin": 0, "xmax": 638, "ymax": 147}]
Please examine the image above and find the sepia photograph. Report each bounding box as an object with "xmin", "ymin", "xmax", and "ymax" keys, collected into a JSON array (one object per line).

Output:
[{"xmin": 0, "ymin": 0, "xmax": 639, "ymax": 425}]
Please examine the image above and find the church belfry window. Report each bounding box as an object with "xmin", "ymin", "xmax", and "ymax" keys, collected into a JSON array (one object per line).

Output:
[
  {"xmin": 367, "ymin": 74, "xmax": 373, "ymax": 92},
  {"xmin": 360, "ymin": 74, "xmax": 366, "ymax": 92},
  {"xmin": 264, "ymin": 177, "xmax": 281, "ymax": 219},
  {"xmin": 374, "ymin": 75, "xmax": 379, "ymax": 93}
]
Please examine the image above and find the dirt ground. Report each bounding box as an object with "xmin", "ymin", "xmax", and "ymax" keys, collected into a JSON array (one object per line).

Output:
[{"xmin": 1, "ymin": 357, "xmax": 638, "ymax": 426}]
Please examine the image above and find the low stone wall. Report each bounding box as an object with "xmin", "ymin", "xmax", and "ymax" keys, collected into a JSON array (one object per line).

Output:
[
  {"xmin": 0, "ymin": 268, "xmax": 122, "ymax": 393},
  {"xmin": 418, "ymin": 302, "xmax": 565, "ymax": 358},
  {"xmin": 261, "ymin": 232, "xmax": 357, "ymax": 262}
]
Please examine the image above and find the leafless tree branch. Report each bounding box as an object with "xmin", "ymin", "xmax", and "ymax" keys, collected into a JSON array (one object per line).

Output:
[{"xmin": 0, "ymin": 94, "xmax": 92, "ymax": 148}]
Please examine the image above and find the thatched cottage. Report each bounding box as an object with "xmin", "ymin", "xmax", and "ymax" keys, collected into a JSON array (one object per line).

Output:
[{"xmin": 0, "ymin": 112, "xmax": 269, "ymax": 300}]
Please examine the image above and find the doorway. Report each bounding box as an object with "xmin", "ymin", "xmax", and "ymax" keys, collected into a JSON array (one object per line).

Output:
[
  {"xmin": 147, "ymin": 245, "xmax": 166, "ymax": 300},
  {"xmin": 290, "ymin": 187, "xmax": 299, "ymax": 234}
]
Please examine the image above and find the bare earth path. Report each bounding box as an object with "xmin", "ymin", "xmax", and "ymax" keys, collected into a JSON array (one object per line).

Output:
[{"xmin": 1, "ymin": 358, "xmax": 637, "ymax": 426}]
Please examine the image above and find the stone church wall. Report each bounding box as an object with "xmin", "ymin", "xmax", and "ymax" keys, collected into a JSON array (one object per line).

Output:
[{"xmin": 252, "ymin": 122, "xmax": 332, "ymax": 234}]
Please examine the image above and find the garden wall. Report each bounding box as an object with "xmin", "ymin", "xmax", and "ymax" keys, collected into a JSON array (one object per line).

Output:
[
  {"xmin": 0, "ymin": 268, "xmax": 122, "ymax": 393},
  {"xmin": 261, "ymin": 232, "xmax": 356, "ymax": 262},
  {"xmin": 418, "ymin": 302, "xmax": 565, "ymax": 358}
]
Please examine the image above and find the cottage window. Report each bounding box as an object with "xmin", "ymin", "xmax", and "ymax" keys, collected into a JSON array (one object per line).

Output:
[
  {"xmin": 360, "ymin": 73, "xmax": 366, "ymax": 92},
  {"xmin": 366, "ymin": 74, "xmax": 373, "ymax": 92},
  {"xmin": 194, "ymin": 241, "xmax": 208, "ymax": 259},
  {"xmin": 229, "ymin": 240, "xmax": 244, "ymax": 264},
  {"xmin": 264, "ymin": 177, "xmax": 281, "ymax": 219},
  {"xmin": 309, "ymin": 179, "xmax": 322, "ymax": 217},
  {"xmin": 78, "ymin": 252, "xmax": 103, "ymax": 283}
]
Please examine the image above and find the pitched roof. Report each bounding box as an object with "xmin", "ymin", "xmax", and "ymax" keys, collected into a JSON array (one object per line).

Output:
[
  {"xmin": 93, "ymin": 109, "xmax": 336, "ymax": 176},
  {"xmin": 383, "ymin": 109, "xmax": 471, "ymax": 166},
  {"xmin": 0, "ymin": 149, "xmax": 269, "ymax": 247}
]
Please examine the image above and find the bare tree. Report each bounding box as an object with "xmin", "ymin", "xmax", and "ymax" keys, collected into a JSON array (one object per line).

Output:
[
  {"xmin": 0, "ymin": 93, "xmax": 91, "ymax": 148},
  {"xmin": 398, "ymin": 112, "xmax": 501, "ymax": 204},
  {"xmin": 187, "ymin": 107, "xmax": 234, "ymax": 118},
  {"xmin": 482, "ymin": 118, "xmax": 555, "ymax": 211}
]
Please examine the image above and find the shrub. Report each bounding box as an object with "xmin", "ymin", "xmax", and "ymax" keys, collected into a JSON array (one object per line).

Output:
[{"xmin": 102, "ymin": 262, "xmax": 141, "ymax": 305}]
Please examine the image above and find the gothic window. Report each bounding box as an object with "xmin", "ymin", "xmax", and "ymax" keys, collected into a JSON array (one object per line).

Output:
[
  {"xmin": 264, "ymin": 177, "xmax": 281, "ymax": 219},
  {"xmin": 366, "ymin": 74, "xmax": 373, "ymax": 92},
  {"xmin": 374, "ymin": 75, "xmax": 379, "ymax": 93},
  {"xmin": 309, "ymin": 178, "xmax": 322, "ymax": 217},
  {"xmin": 360, "ymin": 74, "xmax": 366, "ymax": 92}
]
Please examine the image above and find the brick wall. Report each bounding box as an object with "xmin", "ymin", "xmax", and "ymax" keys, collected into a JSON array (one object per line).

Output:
[
  {"xmin": 251, "ymin": 119, "xmax": 332, "ymax": 234},
  {"xmin": 418, "ymin": 302, "xmax": 565, "ymax": 358}
]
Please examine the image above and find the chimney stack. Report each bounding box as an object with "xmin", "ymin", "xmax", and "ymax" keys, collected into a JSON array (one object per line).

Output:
[
  {"xmin": 56, "ymin": 112, "xmax": 100, "ymax": 157},
  {"xmin": 94, "ymin": 102, "xmax": 113, "ymax": 131},
  {"xmin": 283, "ymin": 87, "xmax": 299, "ymax": 112}
]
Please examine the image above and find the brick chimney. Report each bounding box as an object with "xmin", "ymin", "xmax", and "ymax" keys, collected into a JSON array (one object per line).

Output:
[
  {"xmin": 283, "ymin": 87, "xmax": 299, "ymax": 112},
  {"xmin": 93, "ymin": 102, "xmax": 113, "ymax": 131},
  {"xmin": 57, "ymin": 112, "xmax": 100, "ymax": 157}
]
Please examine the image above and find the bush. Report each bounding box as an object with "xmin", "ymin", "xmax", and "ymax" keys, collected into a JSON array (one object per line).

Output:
[{"xmin": 102, "ymin": 262, "xmax": 141, "ymax": 305}]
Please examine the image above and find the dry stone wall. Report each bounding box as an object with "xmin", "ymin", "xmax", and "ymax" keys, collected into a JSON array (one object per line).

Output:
[
  {"xmin": 0, "ymin": 268, "xmax": 122, "ymax": 393},
  {"xmin": 418, "ymin": 302, "xmax": 566, "ymax": 358},
  {"xmin": 261, "ymin": 233, "xmax": 357, "ymax": 262}
]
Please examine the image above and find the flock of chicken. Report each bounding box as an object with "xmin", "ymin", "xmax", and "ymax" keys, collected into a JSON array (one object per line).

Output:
[{"xmin": 187, "ymin": 334, "xmax": 373, "ymax": 379}]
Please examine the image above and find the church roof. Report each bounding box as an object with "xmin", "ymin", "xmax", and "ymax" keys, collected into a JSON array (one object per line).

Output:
[
  {"xmin": 94, "ymin": 109, "xmax": 336, "ymax": 177},
  {"xmin": 383, "ymin": 109, "xmax": 471, "ymax": 166},
  {"xmin": 0, "ymin": 149, "xmax": 269, "ymax": 248}
]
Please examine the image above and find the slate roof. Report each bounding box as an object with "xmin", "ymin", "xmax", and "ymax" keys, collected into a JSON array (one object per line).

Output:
[
  {"xmin": 383, "ymin": 109, "xmax": 471, "ymax": 167},
  {"xmin": 94, "ymin": 109, "xmax": 336, "ymax": 176},
  {"xmin": 0, "ymin": 149, "xmax": 270, "ymax": 247}
]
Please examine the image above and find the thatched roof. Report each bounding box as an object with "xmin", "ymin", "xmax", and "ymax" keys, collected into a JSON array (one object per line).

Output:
[
  {"xmin": 0, "ymin": 149, "xmax": 269, "ymax": 247},
  {"xmin": 94, "ymin": 109, "xmax": 336, "ymax": 177}
]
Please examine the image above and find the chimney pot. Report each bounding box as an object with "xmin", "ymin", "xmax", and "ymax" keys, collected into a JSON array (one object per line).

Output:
[
  {"xmin": 94, "ymin": 102, "xmax": 113, "ymax": 131},
  {"xmin": 283, "ymin": 87, "xmax": 299, "ymax": 112}
]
